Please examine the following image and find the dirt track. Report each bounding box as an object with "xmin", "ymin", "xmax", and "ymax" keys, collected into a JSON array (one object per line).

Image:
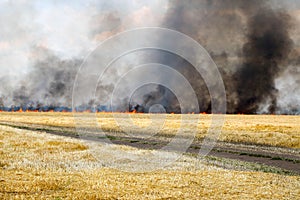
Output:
[
  {"xmin": 1, "ymin": 121, "xmax": 299, "ymax": 174},
  {"xmin": 107, "ymin": 136, "xmax": 300, "ymax": 174}
]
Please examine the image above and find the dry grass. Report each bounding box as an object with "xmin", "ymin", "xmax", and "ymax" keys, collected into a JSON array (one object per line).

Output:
[
  {"xmin": 2, "ymin": 169, "xmax": 299, "ymax": 200},
  {"xmin": 0, "ymin": 124, "xmax": 299, "ymax": 199},
  {"xmin": 0, "ymin": 112, "xmax": 299, "ymax": 148}
]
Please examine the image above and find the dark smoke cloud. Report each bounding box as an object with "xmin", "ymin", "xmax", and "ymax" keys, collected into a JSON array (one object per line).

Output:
[
  {"xmin": 235, "ymin": 9, "xmax": 293, "ymax": 113},
  {"xmin": 134, "ymin": 0, "xmax": 299, "ymax": 114},
  {"xmin": 129, "ymin": 84, "xmax": 182, "ymax": 113},
  {"xmin": 0, "ymin": 1, "xmax": 299, "ymax": 114},
  {"xmin": 6, "ymin": 47, "xmax": 81, "ymax": 108}
]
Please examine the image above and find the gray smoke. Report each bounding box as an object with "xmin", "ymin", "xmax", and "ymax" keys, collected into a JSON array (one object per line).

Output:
[
  {"xmin": 11, "ymin": 47, "xmax": 80, "ymax": 107},
  {"xmin": 0, "ymin": 1, "xmax": 299, "ymax": 114},
  {"xmin": 133, "ymin": 0, "xmax": 300, "ymax": 114}
]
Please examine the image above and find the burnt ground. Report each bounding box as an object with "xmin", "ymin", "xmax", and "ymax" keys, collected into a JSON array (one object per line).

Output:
[{"xmin": 1, "ymin": 121, "xmax": 299, "ymax": 175}]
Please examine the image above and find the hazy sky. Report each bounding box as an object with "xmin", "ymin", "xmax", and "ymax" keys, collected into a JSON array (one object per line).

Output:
[
  {"xmin": 1, "ymin": 0, "xmax": 299, "ymax": 77},
  {"xmin": 0, "ymin": 0, "xmax": 167, "ymax": 77}
]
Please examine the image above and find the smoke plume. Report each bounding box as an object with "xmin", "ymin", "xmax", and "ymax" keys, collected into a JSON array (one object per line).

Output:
[
  {"xmin": 0, "ymin": 1, "xmax": 299, "ymax": 114},
  {"xmin": 235, "ymin": 9, "xmax": 293, "ymax": 113},
  {"xmin": 133, "ymin": 0, "xmax": 299, "ymax": 114}
]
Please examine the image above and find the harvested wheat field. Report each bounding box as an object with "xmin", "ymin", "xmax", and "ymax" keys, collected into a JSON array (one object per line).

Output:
[{"xmin": 0, "ymin": 112, "xmax": 299, "ymax": 199}]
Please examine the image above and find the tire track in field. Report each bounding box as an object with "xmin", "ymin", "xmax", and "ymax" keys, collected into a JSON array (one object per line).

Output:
[{"xmin": 0, "ymin": 122, "xmax": 299, "ymax": 175}]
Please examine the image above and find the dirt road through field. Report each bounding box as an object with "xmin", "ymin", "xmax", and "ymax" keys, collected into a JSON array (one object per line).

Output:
[{"xmin": 1, "ymin": 122, "xmax": 299, "ymax": 174}]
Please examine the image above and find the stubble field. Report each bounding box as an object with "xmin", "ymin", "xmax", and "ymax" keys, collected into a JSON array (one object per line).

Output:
[{"xmin": 0, "ymin": 112, "xmax": 299, "ymax": 199}]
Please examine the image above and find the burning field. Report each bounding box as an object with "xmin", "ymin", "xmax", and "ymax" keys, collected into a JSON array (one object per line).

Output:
[
  {"xmin": 0, "ymin": 1, "xmax": 300, "ymax": 115},
  {"xmin": 1, "ymin": 0, "xmax": 300, "ymax": 199},
  {"xmin": 0, "ymin": 112, "xmax": 299, "ymax": 199}
]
